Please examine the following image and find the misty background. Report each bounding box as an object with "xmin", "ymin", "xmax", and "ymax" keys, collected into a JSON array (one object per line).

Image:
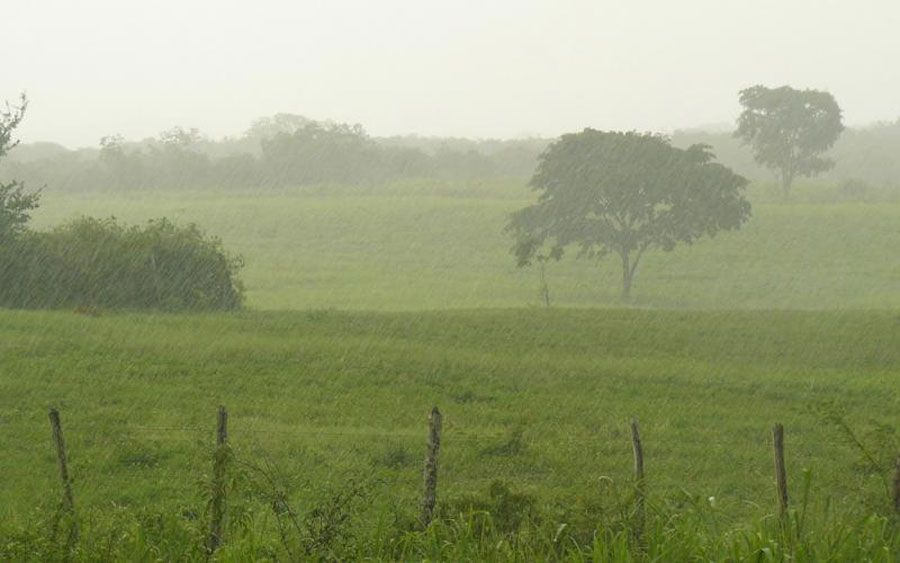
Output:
[
  {"xmin": 5, "ymin": 0, "xmax": 900, "ymax": 147},
  {"xmin": 3, "ymin": 0, "xmax": 900, "ymax": 314}
]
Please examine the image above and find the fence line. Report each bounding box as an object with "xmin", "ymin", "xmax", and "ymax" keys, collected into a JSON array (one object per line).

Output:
[
  {"xmin": 58, "ymin": 424, "xmax": 506, "ymax": 442},
  {"xmin": 34, "ymin": 405, "xmax": 900, "ymax": 557}
]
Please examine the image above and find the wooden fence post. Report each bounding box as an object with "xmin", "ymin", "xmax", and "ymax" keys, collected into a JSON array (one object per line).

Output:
[
  {"xmin": 48, "ymin": 408, "xmax": 78, "ymax": 549},
  {"xmin": 207, "ymin": 405, "xmax": 229, "ymax": 555},
  {"xmin": 420, "ymin": 406, "xmax": 442, "ymax": 528},
  {"xmin": 773, "ymin": 423, "xmax": 789, "ymax": 520},
  {"xmin": 631, "ymin": 418, "xmax": 645, "ymax": 538},
  {"xmin": 48, "ymin": 408, "xmax": 76, "ymax": 515},
  {"xmin": 892, "ymin": 455, "xmax": 900, "ymax": 514}
]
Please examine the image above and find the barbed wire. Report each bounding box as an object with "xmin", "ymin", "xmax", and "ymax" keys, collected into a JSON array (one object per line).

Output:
[{"xmin": 11, "ymin": 421, "xmax": 509, "ymax": 441}]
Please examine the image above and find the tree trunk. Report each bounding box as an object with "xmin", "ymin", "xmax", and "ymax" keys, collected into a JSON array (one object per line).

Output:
[
  {"xmin": 621, "ymin": 251, "xmax": 633, "ymax": 299},
  {"xmin": 539, "ymin": 260, "xmax": 550, "ymax": 308},
  {"xmin": 781, "ymin": 168, "xmax": 794, "ymax": 200}
]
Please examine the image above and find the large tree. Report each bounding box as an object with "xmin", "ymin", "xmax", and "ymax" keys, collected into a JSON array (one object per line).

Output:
[
  {"xmin": 0, "ymin": 94, "xmax": 40, "ymax": 243},
  {"xmin": 507, "ymin": 130, "xmax": 750, "ymax": 298},
  {"xmin": 734, "ymin": 85, "xmax": 843, "ymax": 198},
  {"xmin": 260, "ymin": 121, "xmax": 381, "ymax": 186}
]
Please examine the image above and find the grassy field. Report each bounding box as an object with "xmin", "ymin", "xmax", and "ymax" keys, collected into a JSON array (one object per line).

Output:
[
  {"xmin": 3, "ymin": 183, "xmax": 898, "ymax": 558},
  {"xmin": 0, "ymin": 308, "xmax": 897, "ymax": 558},
  {"xmin": 29, "ymin": 182, "xmax": 900, "ymax": 311}
]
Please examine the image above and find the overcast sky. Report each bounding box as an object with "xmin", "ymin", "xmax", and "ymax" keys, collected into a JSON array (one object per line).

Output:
[{"xmin": 4, "ymin": 0, "xmax": 900, "ymax": 148}]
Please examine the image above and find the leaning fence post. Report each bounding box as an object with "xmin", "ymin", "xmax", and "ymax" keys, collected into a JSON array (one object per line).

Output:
[
  {"xmin": 420, "ymin": 406, "xmax": 442, "ymax": 528},
  {"xmin": 773, "ymin": 423, "xmax": 789, "ymax": 520},
  {"xmin": 207, "ymin": 405, "xmax": 229, "ymax": 555},
  {"xmin": 48, "ymin": 408, "xmax": 78, "ymax": 546},
  {"xmin": 49, "ymin": 408, "xmax": 76, "ymax": 514},
  {"xmin": 631, "ymin": 418, "xmax": 645, "ymax": 538},
  {"xmin": 892, "ymin": 455, "xmax": 900, "ymax": 514}
]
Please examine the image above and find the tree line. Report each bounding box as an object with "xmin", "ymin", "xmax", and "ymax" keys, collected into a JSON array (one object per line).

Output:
[
  {"xmin": 5, "ymin": 87, "xmax": 900, "ymax": 198},
  {"xmin": 0, "ymin": 115, "xmax": 546, "ymax": 192}
]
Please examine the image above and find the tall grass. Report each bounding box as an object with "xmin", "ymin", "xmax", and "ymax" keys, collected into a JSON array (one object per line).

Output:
[
  {"xmin": 2, "ymin": 473, "xmax": 896, "ymax": 561},
  {"xmin": 0, "ymin": 308, "xmax": 896, "ymax": 559}
]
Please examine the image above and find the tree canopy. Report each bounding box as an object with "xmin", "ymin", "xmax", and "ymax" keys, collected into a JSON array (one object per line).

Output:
[
  {"xmin": 507, "ymin": 129, "xmax": 751, "ymax": 298},
  {"xmin": 734, "ymin": 85, "xmax": 843, "ymax": 198},
  {"xmin": 260, "ymin": 121, "xmax": 382, "ymax": 186}
]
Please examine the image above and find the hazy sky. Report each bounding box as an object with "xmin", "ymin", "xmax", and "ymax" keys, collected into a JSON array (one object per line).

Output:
[{"xmin": 5, "ymin": 0, "xmax": 900, "ymax": 148}]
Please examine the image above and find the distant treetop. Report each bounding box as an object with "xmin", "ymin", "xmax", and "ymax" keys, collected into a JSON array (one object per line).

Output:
[{"xmin": 734, "ymin": 85, "xmax": 843, "ymax": 198}]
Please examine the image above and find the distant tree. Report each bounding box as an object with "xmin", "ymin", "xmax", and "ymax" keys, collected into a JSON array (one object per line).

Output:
[
  {"xmin": 99, "ymin": 134, "xmax": 146, "ymax": 189},
  {"xmin": 0, "ymin": 140, "xmax": 69, "ymax": 163},
  {"xmin": 211, "ymin": 153, "xmax": 261, "ymax": 188},
  {"xmin": 0, "ymin": 94, "xmax": 40, "ymax": 243},
  {"xmin": 735, "ymin": 85, "xmax": 843, "ymax": 198},
  {"xmin": 490, "ymin": 141, "xmax": 546, "ymax": 177},
  {"xmin": 260, "ymin": 121, "xmax": 380, "ymax": 186},
  {"xmin": 379, "ymin": 145, "xmax": 435, "ymax": 179},
  {"xmin": 99, "ymin": 133, "xmax": 126, "ymax": 156},
  {"xmin": 149, "ymin": 126, "xmax": 211, "ymax": 188},
  {"xmin": 432, "ymin": 147, "xmax": 496, "ymax": 181},
  {"xmin": 245, "ymin": 113, "xmax": 313, "ymax": 141},
  {"xmin": 507, "ymin": 130, "xmax": 750, "ymax": 298},
  {"xmin": 158, "ymin": 126, "xmax": 204, "ymax": 148}
]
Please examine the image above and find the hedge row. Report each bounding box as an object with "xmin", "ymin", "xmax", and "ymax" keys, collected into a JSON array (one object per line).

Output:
[{"xmin": 0, "ymin": 217, "xmax": 243, "ymax": 311}]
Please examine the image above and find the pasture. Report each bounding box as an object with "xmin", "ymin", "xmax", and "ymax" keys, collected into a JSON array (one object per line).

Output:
[
  {"xmin": 0, "ymin": 308, "xmax": 897, "ymax": 558},
  {"xmin": 1, "ymin": 183, "xmax": 897, "ymax": 559},
  {"xmin": 29, "ymin": 182, "xmax": 900, "ymax": 311}
]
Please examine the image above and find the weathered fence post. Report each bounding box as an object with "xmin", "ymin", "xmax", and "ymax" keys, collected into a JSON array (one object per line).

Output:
[
  {"xmin": 49, "ymin": 408, "xmax": 76, "ymax": 514},
  {"xmin": 773, "ymin": 423, "xmax": 789, "ymax": 520},
  {"xmin": 631, "ymin": 418, "xmax": 645, "ymax": 539},
  {"xmin": 420, "ymin": 406, "xmax": 442, "ymax": 528},
  {"xmin": 207, "ymin": 405, "xmax": 229, "ymax": 555},
  {"xmin": 49, "ymin": 408, "xmax": 78, "ymax": 549},
  {"xmin": 892, "ymin": 455, "xmax": 900, "ymax": 514}
]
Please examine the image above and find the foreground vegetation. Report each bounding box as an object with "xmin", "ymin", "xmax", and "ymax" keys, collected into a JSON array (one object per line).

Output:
[{"xmin": 0, "ymin": 308, "xmax": 896, "ymax": 559}]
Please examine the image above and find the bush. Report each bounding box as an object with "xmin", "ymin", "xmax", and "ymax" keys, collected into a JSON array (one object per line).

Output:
[{"xmin": 0, "ymin": 217, "xmax": 243, "ymax": 311}]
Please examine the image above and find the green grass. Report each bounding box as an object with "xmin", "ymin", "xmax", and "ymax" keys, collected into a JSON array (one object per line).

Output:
[
  {"xmin": 4, "ymin": 183, "xmax": 899, "ymax": 558},
  {"xmin": 0, "ymin": 308, "xmax": 897, "ymax": 559},
  {"xmin": 29, "ymin": 182, "xmax": 900, "ymax": 311}
]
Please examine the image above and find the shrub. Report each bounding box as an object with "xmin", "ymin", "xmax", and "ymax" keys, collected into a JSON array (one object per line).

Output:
[{"xmin": 0, "ymin": 216, "xmax": 243, "ymax": 311}]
